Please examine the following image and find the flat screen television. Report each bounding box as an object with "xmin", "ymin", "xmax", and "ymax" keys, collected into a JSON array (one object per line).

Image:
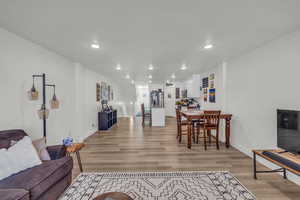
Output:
[{"xmin": 277, "ymin": 109, "xmax": 300, "ymax": 154}]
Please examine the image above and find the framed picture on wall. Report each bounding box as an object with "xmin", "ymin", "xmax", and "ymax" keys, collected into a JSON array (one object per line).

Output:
[
  {"xmin": 96, "ymin": 83, "xmax": 101, "ymax": 102},
  {"xmin": 209, "ymin": 88, "xmax": 216, "ymax": 103},
  {"xmin": 204, "ymin": 94, "xmax": 208, "ymax": 102},
  {"xmin": 108, "ymin": 85, "xmax": 111, "ymax": 101},
  {"xmin": 175, "ymin": 88, "xmax": 180, "ymax": 99},
  {"xmin": 202, "ymin": 77, "xmax": 209, "ymax": 88},
  {"xmin": 100, "ymin": 82, "xmax": 108, "ymax": 100},
  {"xmin": 210, "ymin": 81, "xmax": 214, "ymax": 88}
]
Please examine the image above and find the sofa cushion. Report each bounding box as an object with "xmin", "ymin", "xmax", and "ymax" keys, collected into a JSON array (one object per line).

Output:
[
  {"xmin": 0, "ymin": 136, "xmax": 42, "ymax": 181},
  {"xmin": 0, "ymin": 139, "xmax": 10, "ymax": 149},
  {"xmin": 0, "ymin": 129, "xmax": 27, "ymax": 148},
  {"xmin": 0, "ymin": 156, "xmax": 73, "ymax": 200},
  {"xmin": 0, "ymin": 189, "xmax": 30, "ymax": 200}
]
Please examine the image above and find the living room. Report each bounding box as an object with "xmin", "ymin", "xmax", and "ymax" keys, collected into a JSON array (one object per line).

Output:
[{"xmin": 1, "ymin": 1, "xmax": 300, "ymax": 200}]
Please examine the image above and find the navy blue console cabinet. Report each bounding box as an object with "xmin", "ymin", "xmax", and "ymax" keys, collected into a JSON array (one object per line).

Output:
[{"xmin": 98, "ymin": 110, "xmax": 117, "ymax": 130}]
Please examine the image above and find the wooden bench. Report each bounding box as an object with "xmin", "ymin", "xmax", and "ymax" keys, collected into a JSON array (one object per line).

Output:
[{"xmin": 253, "ymin": 149, "xmax": 300, "ymax": 179}]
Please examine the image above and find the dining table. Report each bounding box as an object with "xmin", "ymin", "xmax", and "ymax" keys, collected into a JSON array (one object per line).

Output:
[{"xmin": 180, "ymin": 110, "xmax": 233, "ymax": 149}]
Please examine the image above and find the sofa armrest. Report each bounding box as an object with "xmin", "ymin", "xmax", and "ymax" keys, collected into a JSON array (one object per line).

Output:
[
  {"xmin": 47, "ymin": 145, "xmax": 66, "ymax": 160},
  {"xmin": 0, "ymin": 189, "xmax": 29, "ymax": 200}
]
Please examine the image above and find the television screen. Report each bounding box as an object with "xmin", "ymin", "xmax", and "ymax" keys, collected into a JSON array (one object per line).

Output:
[{"xmin": 277, "ymin": 109, "xmax": 300, "ymax": 154}]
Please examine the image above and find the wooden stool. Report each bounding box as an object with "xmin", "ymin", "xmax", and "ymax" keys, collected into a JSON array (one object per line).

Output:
[
  {"xmin": 93, "ymin": 192, "xmax": 133, "ymax": 200},
  {"xmin": 66, "ymin": 143, "xmax": 85, "ymax": 172}
]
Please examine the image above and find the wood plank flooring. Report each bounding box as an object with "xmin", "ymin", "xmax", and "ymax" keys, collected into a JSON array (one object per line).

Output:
[{"xmin": 71, "ymin": 117, "xmax": 300, "ymax": 200}]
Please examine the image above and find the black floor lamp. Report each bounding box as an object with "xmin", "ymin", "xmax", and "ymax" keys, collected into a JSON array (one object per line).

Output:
[{"xmin": 27, "ymin": 73, "xmax": 60, "ymax": 140}]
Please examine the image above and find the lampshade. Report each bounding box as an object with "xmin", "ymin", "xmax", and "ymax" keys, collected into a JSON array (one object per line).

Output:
[
  {"xmin": 37, "ymin": 104, "xmax": 49, "ymax": 119},
  {"xmin": 28, "ymin": 84, "xmax": 39, "ymax": 100},
  {"xmin": 50, "ymin": 94, "xmax": 60, "ymax": 109}
]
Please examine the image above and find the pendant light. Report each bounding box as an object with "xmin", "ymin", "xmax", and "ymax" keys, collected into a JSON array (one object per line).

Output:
[
  {"xmin": 37, "ymin": 104, "xmax": 49, "ymax": 119},
  {"xmin": 28, "ymin": 77, "xmax": 39, "ymax": 100},
  {"xmin": 50, "ymin": 86, "xmax": 59, "ymax": 109}
]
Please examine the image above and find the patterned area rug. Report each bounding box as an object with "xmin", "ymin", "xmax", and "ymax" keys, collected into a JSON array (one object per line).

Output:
[{"xmin": 60, "ymin": 171, "xmax": 256, "ymax": 200}]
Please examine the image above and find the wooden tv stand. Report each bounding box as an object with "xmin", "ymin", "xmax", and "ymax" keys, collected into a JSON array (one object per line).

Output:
[{"xmin": 252, "ymin": 149, "xmax": 300, "ymax": 179}]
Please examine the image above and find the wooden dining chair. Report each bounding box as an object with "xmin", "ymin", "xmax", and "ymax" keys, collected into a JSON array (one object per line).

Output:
[
  {"xmin": 176, "ymin": 109, "xmax": 196, "ymax": 143},
  {"xmin": 141, "ymin": 103, "xmax": 151, "ymax": 126},
  {"xmin": 197, "ymin": 110, "xmax": 221, "ymax": 150}
]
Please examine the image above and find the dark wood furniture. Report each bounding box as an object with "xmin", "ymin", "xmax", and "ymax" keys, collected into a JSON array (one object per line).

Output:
[
  {"xmin": 66, "ymin": 143, "xmax": 85, "ymax": 172},
  {"xmin": 141, "ymin": 103, "xmax": 151, "ymax": 126},
  {"xmin": 176, "ymin": 109, "xmax": 188, "ymax": 143},
  {"xmin": 176, "ymin": 109, "xmax": 198, "ymax": 143},
  {"xmin": 197, "ymin": 110, "xmax": 221, "ymax": 150},
  {"xmin": 98, "ymin": 109, "xmax": 117, "ymax": 130},
  {"xmin": 180, "ymin": 110, "xmax": 232, "ymax": 149},
  {"xmin": 253, "ymin": 149, "xmax": 300, "ymax": 180},
  {"xmin": 94, "ymin": 192, "xmax": 133, "ymax": 200}
]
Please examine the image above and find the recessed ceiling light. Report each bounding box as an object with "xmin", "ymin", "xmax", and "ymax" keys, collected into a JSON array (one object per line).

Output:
[
  {"xmin": 148, "ymin": 64, "xmax": 154, "ymax": 70},
  {"xmin": 116, "ymin": 64, "xmax": 122, "ymax": 70},
  {"xmin": 149, "ymin": 80, "xmax": 152, "ymax": 83},
  {"xmin": 91, "ymin": 43, "xmax": 100, "ymax": 49},
  {"xmin": 131, "ymin": 80, "xmax": 135, "ymax": 84},
  {"xmin": 171, "ymin": 74, "xmax": 176, "ymax": 79},
  {"xmin": 148, "ymin": 75, "xmax": 152, "ymax": 79},
  {"xmin": 125, "ymin": 74, "xmax": 130, "ymax": 79},
  {"xmin": 203, "ymin": 44, "xmax": 213, "ymax": 49},
  {"xmin": 181, "ymin": 64, "xmax": 187, "ymax": 70}
]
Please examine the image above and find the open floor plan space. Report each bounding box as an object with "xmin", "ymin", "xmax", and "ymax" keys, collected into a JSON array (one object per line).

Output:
[
  {"xmin": 72, "ymin": 117, "xmax": 300, "ymax": 200},
  {"xmin": 2, "ymin": 1, "xmax": 300, "ymax": 200}
]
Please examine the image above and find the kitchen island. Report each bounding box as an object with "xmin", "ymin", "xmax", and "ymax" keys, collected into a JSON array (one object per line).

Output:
[{"xmin": 151, "ymin": 107, "xmax": 165, "ymax": 126}]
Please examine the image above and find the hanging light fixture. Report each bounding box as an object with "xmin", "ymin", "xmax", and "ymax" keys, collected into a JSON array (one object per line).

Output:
[
  {"xmin": 49, "ymin": 86, "xmax": 59, "ymax": 109},
  {"xmin": 37, "ymin": 104, "xmax": 49, "ymax": 120},
  {"xmin": 27, "ymin": 77, "xmax": 39, "ymax": 100}
]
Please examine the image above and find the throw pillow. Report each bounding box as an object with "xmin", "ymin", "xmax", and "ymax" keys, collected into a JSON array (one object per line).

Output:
[
  {"xmin": 0, "ymin": 136, "xmax": 42, "ymax": 181},
  {"xmin": 32, "ymin": 138, "xmax": 51, "ymax": 161}
]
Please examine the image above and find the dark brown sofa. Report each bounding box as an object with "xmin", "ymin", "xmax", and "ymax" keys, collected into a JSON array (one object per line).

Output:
[{"xmin": 0, "ymin": 130, "xmax": 73, "ymax": 200}]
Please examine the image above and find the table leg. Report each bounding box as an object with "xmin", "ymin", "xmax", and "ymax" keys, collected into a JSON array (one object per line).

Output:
[
  {"xmin": 253, "ymin": 152, "xmax": 257, "ymax": 179},
  {"xmin": 187, "ymin": 120, "xmax": 192, "ymax": 149},
  {"xmin": 192, "ymin": 123, "xmax": 195, "ymax": 143},
  {"xmin": 76, "ymin": 151, "xmax": 83, "ymax": 172},
  {"xmin": 208, "ymin": 130, "xmax": 212, "ymax": 144},
  {"xmin": 225, "ymin": 118, "xmax": 231, "ymax": 148}
]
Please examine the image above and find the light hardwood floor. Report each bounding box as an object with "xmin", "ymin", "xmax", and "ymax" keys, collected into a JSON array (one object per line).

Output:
[{"xmin": 71, "ymin": 117, "xmax": 300, "ymax": 200}]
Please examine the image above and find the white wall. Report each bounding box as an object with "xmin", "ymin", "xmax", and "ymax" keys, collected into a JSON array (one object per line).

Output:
[
  {"xmin": 226, "ymin": 29, "xmax": 300, "ymax": 184},
  {"xmin": 0, "ymin": 27, "xmax": 129, "ymax": 145}
]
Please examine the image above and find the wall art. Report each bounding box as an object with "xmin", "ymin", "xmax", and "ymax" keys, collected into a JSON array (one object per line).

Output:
[
  {"xmin": 209, "ymin": 88, "xmax": 216, "ymax": 103},
  {"xmin": 96, "ymin": 83, "xmax": 101, "ymax": 102},
  {"xmin": 175, "ymin": 88, "xmax": 180, "ymax": 99},
  {"xmin": 202, "ymin": 77, "xmax": 209, "ymax": 88}
]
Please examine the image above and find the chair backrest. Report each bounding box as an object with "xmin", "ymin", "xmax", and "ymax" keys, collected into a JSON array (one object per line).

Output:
[
  {"xmin": 175, "ymin": 109, "xmax": 182, "ymax": 125},
  {"xmin": 141, "ymin": 104, "xmax": 145, "ymax": 116},
  {"xmin": 187, "ymin": 105, "xmax": 197, "ymax": 110},
  {"xmin": 204, "ymin": 110, "xmax": 221, "ymax": 127}
]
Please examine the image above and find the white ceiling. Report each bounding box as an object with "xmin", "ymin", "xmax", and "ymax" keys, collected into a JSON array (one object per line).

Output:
[{"xmin": 0, "ymin": 0, "xmax": 300, "ymax": 85}]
